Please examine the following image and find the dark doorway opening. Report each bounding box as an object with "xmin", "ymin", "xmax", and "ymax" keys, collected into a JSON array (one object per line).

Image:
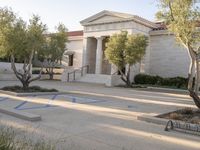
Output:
[{"xmin": 68, "ymin": 55, "xmax": 74, "ymax": 66}]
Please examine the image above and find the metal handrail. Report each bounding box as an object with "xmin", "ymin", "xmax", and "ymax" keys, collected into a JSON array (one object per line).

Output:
[
  {"xmin": 67, "ymin": 65, "xmax": 89, "ymax": 82},
  {"xmin": 111, "ymin": 71, "xmax": 118, "ymax": 75}
]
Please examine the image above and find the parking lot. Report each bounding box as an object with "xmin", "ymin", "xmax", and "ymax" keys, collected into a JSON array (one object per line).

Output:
[{"xmin": 0, "ymin": 81, "xmax": 199, "ymax": 150}]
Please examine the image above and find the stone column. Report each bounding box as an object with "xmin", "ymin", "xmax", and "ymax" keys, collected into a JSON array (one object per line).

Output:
[
  {"xmin": 82, "ymin": 37, "xmax": 89, "ymax": 66},
  {"xmin": 95, "ymin": 37, "xmax": 103, "ymax": 74}
]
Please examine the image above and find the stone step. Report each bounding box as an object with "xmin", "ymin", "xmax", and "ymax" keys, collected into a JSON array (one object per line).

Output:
[{"xmin": 76, "ymin": 74, "xmax": 111, "ymax": 85}]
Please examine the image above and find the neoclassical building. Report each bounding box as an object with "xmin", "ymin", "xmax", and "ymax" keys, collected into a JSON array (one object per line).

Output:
[{"xmin": 62, "ymin": 10, "xmax": 190, "ymax": 86}]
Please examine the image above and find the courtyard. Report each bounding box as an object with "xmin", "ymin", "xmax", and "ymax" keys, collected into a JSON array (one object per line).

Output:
[{"xmin": 0, "ymin": 81, "xmax": 199, "ymax": 150}]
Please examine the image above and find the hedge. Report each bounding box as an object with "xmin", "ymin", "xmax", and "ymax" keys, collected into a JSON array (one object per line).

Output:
[{"xmin": 134, "ymin": 74, "xmax": 188, "ymax": 88}]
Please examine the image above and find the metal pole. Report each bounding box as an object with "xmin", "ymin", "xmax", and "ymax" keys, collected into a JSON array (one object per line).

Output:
[
  {"xmin": 67, "ymin": 73, "xmax": 70, "ymax": 82},
  {"xmin": 81, "ymin": 67, "xmax": 83, "ymax": 76}
]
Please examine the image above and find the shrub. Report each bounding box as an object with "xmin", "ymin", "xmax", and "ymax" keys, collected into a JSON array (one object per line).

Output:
[
  {"xmin": 0, "ymin": 127, "xmax": 15, "ymax": 150},
  {"xmin": 1, "ymin": 86, "xmax": 58, "ymax": 93},
  {"xmin": 0, "ymin": 126, "xmax": 55, "ymax": 150},
  {"xmin": 134, "ymin": 74, "xmax": 160, "ymax": 85},
  {"xmin": 134, "ymin": 74, "xmax": 187, "ymax": 88},
  {"xmin": 32, "ymin": 69, "xmax": 61, "ymax": 75},
  {"xmin": 32, "ymin": 69, "xmax": 45, "ymax": 74}
]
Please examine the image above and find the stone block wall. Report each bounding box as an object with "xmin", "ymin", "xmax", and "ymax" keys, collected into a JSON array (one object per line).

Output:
[{"xmin": 148, "ymin": 30, "xmax": 190, "ymax": 78}]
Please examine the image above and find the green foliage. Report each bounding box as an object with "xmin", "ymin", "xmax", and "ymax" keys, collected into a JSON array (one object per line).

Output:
[
  {"xmin": 126, "ymin": 34, "xmax": 148, "ymax": 64},
  {"xmin": 1, "ymin": 85, "xmax": 58, "ymax": 93},
  {"xmin": 0, "ymin": 127, "xmax": 15, "ymax": 150},
  {"xmin": 38, "ymin": 23, "xmax": 68, "ymax": 79},
  {"xmin": 105, "ymin": 31, "xmax": 148, "ymax": 86},
  {"xmin": 105, "ymin": 31, "xmax": 148, "ymax": 71},
  {"xmin": 157, "ymin": 0, "xmax": 200, "ymax": 109},
  {"xmin": 134, "ymin": 74, "xmax": 162, "ymax": 85},
  {"xmin": 105, "ymin": 31, "xmax": 127, "ymax": 70},
  {"xmin": 0, "ymin": 8, "xmax": 46, "ymax": 62},
  {"xmin": 0, "ymin": 7, "xmax": 47, "ymax": 89},
  {"xmin": 39, "ymin": 24, "xmax": 68, "ymax": 63},
  {"xmin": 134, "ymin": 74, "xmax": 188, "ymax": 88},
  {"xmin": 0, "ymin": 126, "xmax": 56, "ymax": 150},
  {"xmin": 157, "ymin": 0, "xmax": 200, "ymax": 48}
]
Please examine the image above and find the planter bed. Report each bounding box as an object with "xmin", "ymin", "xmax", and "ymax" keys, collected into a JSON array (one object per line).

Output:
[{"xmin": 0, "ymin": 85, "xmax": 64, "ymax": 96}]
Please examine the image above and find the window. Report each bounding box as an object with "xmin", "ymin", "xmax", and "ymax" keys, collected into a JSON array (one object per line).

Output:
[{"xmin": 68, "ymin": 55, "xmax": 74, "ymax": 66}]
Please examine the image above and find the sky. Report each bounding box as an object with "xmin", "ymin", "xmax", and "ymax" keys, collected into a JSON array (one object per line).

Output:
[{"xmin": 0, "ymin": 0, "xmax": 158, "ymax": 32}]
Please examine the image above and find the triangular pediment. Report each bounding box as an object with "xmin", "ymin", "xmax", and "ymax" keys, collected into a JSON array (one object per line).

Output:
[
  {"xmin": 80, "ymin": 10, "xmax": 133, "ymax": 26},
  {"xmin": 80, "ymin": 10, "xmax": 158, "ymax": 28},
  {"xmin": 89, "ymin": 15, "xmax": 125, "ymax": 24}
]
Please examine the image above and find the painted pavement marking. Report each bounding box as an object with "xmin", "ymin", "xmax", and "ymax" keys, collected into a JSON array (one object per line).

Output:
[
  {"xmin": 14, "ymin": 95, "xmax": 57, "ymax": 110},
  {"xmin": 0, "ymin": 97, "xmax": 8, "ymax": 102},
  {"xmin": 59, "ymin": 94, "xmax": 107, "ymax": 104}
]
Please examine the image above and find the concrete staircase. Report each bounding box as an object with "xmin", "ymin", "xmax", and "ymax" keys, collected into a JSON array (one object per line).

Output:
[
  {"xmin": 76, "ymin": 74, "xmax": 111, "ymax": 85},
  {"xmin": 61, "ymin": 65, "xmax": 125, "ymax": 86}
]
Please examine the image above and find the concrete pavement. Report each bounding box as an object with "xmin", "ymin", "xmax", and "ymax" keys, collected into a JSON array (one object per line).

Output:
[{"xmin": 0, "ymin": 80, "xmax": 199, "ymax": 150}]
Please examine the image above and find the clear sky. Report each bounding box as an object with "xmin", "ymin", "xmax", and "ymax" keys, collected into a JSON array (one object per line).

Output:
[{"xmin": 0, "ymin": 0, "xmax": 158, "ymax": 32}]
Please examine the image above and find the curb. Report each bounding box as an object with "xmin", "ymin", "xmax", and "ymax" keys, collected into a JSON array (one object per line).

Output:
[
  {"xmin": 147, "ymin": 86, "xmax": 188, "ymax": 93},
  {"xmin": 0, "ymin": 106, "xmax": 41, "ymax": 121},
  {"xmin": 137, "ymin": 114, "xmax": 169, "ymax": 126},
  {"xmin": 0, "ymin": 90, "xmax": 67, "ymax": 97}
]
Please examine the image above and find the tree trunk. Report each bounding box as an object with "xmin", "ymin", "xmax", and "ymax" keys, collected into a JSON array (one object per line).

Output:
[
  {"xmin": 22, "ymin": 81, "xmax": 29, "ymax": 91},
  {"xmin": 10, "ymin": 54, "xmax": 42, "ymax": 91},
  {"xmin": 49, "ymin": 73, "xmax": 54, "ymax": 80},
  {"xmin": 126, "ymin": 65, "xmax": 132, "ymax": 87},
  {"xmin": 48, "ymin": 67, "xmax": 54, "ymax": 80},
  {"xmin": 187, "ymin": 47, "xmax": 200, "ymax": 109},
  {"xmin": 119, "ymin": 65, "xmax": 132, "ymax": 87}
]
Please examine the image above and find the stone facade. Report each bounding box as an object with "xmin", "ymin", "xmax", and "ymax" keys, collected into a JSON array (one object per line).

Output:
[
  {"xmin": 1, "ymin": 10, "xmax": 191, "ymax": 84},
  {"xmin": 63, "ymin": 10, "xmax": 191, "ymax": 85},
  {"xmin": 149, "ymin": 30, "xmax": 190, "ymax": 77}
]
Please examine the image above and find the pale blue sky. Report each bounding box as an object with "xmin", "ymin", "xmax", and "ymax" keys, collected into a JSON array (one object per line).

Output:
[{"xmin": 0, "ymin": 0, "xmax": 158, "ymax": 32}]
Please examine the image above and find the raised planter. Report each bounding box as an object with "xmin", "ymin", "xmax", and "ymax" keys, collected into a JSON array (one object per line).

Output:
[
  {"xmin": 138, "ymin": 113, "xmax": 200, "ymax": 134},
  {"xmin": 32, "ymin": 74, "xmax": 62, "ymax": 80},
  {"xmin": 0, "ymin": 90, "xmax": 66, "ymax": 96}
]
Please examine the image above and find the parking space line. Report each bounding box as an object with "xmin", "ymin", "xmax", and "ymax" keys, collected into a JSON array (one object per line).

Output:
[
  {"xmin": 0, "ymin": 97, "xmax": 8, "ymax": 102},
  {"xmin": 14, "ymin": 101, "xmax": 28, "ymax": 110},
  {"xmin": 16, "ymin": 95, "xmax": 58, "ymax": 110},
  {"xmin": 59, "ymin": 94, "xmax": 107, "ymax": 104}
]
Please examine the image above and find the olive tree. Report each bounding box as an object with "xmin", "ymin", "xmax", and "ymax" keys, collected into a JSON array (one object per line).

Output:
[
  {"xmin": 105, "ymin": 31, "xmax": 148, "ymax": 87},
  {"xmin": 157, "ymin": 0, "xmax": 200, "ymax": 108},
  {"xmin": 0, "ymin": 8, "xmax": 46, "ymax": 90},
  {"xmin": 38, "ymin": 24, "xmax": 68, "ymax": 80}
]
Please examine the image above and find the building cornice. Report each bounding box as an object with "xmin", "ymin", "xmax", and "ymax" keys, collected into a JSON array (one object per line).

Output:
[{"xmin": 150, "ymin": 29, "xmax": 173, "ymax": 36}]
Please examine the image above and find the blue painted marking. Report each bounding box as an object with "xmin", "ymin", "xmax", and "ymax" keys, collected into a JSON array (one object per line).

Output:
[
  {"xmin": 60, "ymin": 94, "xmax": 107, "ymax": 104},
  {"xmin": 14, "ymin": 101, "xmax": 28, "ymax": 109},
  {"xmin": 72, "ymin": 98, "xmax": 76, "ymax": 103},
  {"xmin": 51, "ymin": 94, "xmax": 57, "ymax": 100},
  {"xmin": 16, "ymin": 95, "xmax": 58, "ymax": 110},
  {"xmin": 46, "ymin": 95, "xmax": 57, "ymax": 107},
  {"xmin": 127, "ymin": 105, "xmax": 137, "ymax": 108},
  {"xmin": 17, "ymin": 105, "xmax": 57, "ymax": 110},
  {"xmin": 80, "ymin": 99, "xmax": 107, "ymax": 104},
  {"xmin": 0, "ymin": 97, "xmax": 8, "ymax": 102}
]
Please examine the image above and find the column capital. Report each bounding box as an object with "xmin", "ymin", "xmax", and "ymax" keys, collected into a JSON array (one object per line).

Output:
[{"xmin": 95, "ymin": 36, "xmax": 105, "ymax": 41}]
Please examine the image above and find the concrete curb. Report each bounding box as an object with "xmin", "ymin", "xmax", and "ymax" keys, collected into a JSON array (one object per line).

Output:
[
  {"xmin": 137, "ymin": 115, "xmax": 169, "ymax": 126},
  {"xmin": 0, "ymin": 106, "xmax": 41, "ymax": 121},
  {"xmin": 0, "ymin": 90, "xmax": 66, "ymax": 96},
  {"xmin": 146, "ymin": 87, "xmax": 188, "ymax": 93},
  {"xmin": 138, "ymin": 114, "xmax": 200, "ymax": 133}
]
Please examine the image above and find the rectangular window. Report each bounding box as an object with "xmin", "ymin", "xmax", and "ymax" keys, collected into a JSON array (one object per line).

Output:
[{"xmin": 68, "ymin": 55, "xmax": 74, "ymax": 66}]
